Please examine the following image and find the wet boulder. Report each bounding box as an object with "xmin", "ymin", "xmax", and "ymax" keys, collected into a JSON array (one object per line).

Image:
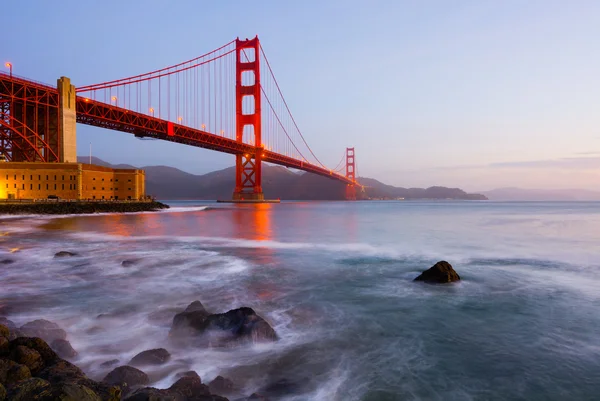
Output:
[
  {"xmin": 54, "ymin": 251, "xmax": 78, "ymax": 258},
  {"xmin": 47, "ymin": 382, "xmax": 103, "ymax": 401},
  {"xmin": 124, "ymin": 387, "xmax": 173, "ymax": 400},
  {"xmin": 19, "ymin": 319, "xmax": 67, "ymax": 343},
  {"xmin": 103, "ymin": 365, "xmax": 149, "ymax": 396},
  {"xmin": 209, "ymin": 375, "xmax": 235, "ymax": 395},
  {"xmin": 10, "ymin": 345, "xmax": 43, "ymax": 374},
  {"xmin": 128, "ymin": 348, "xmax": 170, "ymax": 367},
  {"xmin": 414, "ymin": 261, "xmax": 461, "ymax": 284},
  {"xmin": 0, "ymin": 382, "xmax": 5, "ymax": 401},
  {"xmin": 0, "ymin": 338, "xmax": 7, "ymax": 356},
  {"xmin": 0, "ymin": 319, "xmax": 16, "ymax": 333},
  {"xmin": 0, "ymin": 325, "xmax": 9, "ymax": 340},
  {"xmin": 51, "ymin": 339, "xmax": 78, "ymax": 359},
  {"xmin": 169, "ymin": 375, "xmax": 210, "ymax": 397},
  {"xmin": 0, "ymin": 358, "xmax": 32, "ymax": 387},
  {"xmin": 121, "ymin": 260, "xmax": 137, "ymax": 267},
  {"xmin": 10, "ymin": 337, "xmax": 58, "ymax": 364},
  {"xmin": 5, "ymin": 377, "xmax": 50, "ymax": 400},
  {"xmin": 202, "ymin": 308, "xmax": 277, "ymax": 346},
  {"xmin": 170, "ymin": 300, "xmax": 211, "ymax": 337},
  {"xmin": 175, "ymin": 370, "xmax": 200, "ymax": 380}
]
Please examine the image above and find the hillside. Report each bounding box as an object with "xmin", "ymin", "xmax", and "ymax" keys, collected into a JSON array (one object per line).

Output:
[{"xmin": 77, "ymin": 157, "xmax": 488, "ymax": 200}]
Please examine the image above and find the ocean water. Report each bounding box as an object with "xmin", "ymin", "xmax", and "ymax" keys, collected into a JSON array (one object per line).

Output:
[{"xmin": 1, "ymin": 201, "xmax": 599, "ymax": 400}]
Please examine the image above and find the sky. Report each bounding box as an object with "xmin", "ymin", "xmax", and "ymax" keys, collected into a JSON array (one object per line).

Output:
[{"xmin": 4, "ymin": 0, "xmax": 600, "ymax": 191}]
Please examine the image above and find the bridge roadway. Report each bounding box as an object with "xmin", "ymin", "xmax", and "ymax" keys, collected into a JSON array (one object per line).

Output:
[{"xmin": 0, "ymin": 73, "xmax": 353, "ymax": 186}]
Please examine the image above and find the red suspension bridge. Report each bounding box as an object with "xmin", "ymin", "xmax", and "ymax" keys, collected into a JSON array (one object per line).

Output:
[{"xmin": 0, "ymin": 37, "xmax": 358, "ymax": 200}]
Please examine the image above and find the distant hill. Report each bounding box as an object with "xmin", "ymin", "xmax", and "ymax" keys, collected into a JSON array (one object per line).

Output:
[
  {"xmin": 481, "ymin": 187, "xmax": 600, "ymax": 201},
  {"xmin": 77, "ymin": 157, "xmax": 488, "ymax": 200}
]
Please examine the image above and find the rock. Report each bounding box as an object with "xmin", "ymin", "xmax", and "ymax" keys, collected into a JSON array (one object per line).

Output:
[
  {"xmin": 247, "ymin": 393, "xmax": 269, "ymax": 400},
  {"xmin": 0, "ymin": 382, "xmax": 5, "ymax": 401},
  {"xmin": 51, "ymin": 339, "xmax": 78, "ymax": 359},
  {"xmin": 100, "ymin": 359, "xmax": 120, "ymax": 368},
  {"xmin": 0, "ymin": 325, "xmax": 9, "ymax": 340},
  {"xmin": 47, "ymin": 382, "xmax": 103, "ymax": 401},
  {"xmin": 0, "ymin": 358, "xmax": 32, "ymax": 387},
  {"xmin": 19, "ymin": 319, "xmax": 68, "ymax": 343},
  {"xmin": 10, "ymin": 337, "xmax": 58, "ymax": 364},
  {"xmin": 103, "ymin": 365, "xmax": 149, "ymax": 396},
  {"xmin": 128, "ymin": 348, "xmax": 170, "ymax": 366},
  {"xmin": 37, "ymin": 358, "xmax": 86, "ymax": 383},
  {"xmin": 124, "ymin": 387, "xmax": 174, "ymax": 400},
  {"xmin": 202, "ymin": 308, "xmax": 277, "ymax": 346},
  {"xmin": 10, "ymin": 345, "xmax": 43, "ymax": 374},
  {"xmin": 6, "ymin": 377, "xmax": 51, "ymax": 400},
  {"xmin": 55, "ymin": 251, "xmax": 78, "ymax": 257},
  {"xmin": 0, "ymin": 259, "xmax": 14, "ymax": 265},
  {"xmin": 0, "ymin": 337, "xmax": 7, "ymax": 356},
  {"xmin": 209, "ymin": 375, "xmax": 235, "ymax": 395},
  {"xmin": 121, "ymin": 260, "xmax": 137, "ymax": 267},
  {"xmin": 170, "ymin": 300, "xmax": 211, "ymax": 337},
  {"xmin": 169, "ymin": 375, "xmax": 210, "ymax": 397},
  {"xmin": 414, "ymin": 261, "xmax": 461, "ymax": 284},
  {"xmin": 175, "ymin": 370, "xmax": 200, "ymax": 380}
]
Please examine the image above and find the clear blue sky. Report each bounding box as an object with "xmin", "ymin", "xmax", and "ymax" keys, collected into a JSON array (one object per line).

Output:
[{"xmin": 4, "ymin": 0, "xmax": 600, "ymax": 190}]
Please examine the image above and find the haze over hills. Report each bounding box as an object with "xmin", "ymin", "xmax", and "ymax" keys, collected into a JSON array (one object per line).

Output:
[{"xmin": 78, "ymin": 156, "xmax": 489, "ymax": 200}]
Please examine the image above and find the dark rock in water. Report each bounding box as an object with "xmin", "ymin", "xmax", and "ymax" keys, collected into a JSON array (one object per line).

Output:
[
  {"xmin": 0, "ymin": 382, "xmax": 5, "ymax": 401},
  {"xmin": 169, "ymin": 375, "xmax": 210, "ymax": 396},
  {"xmin": 20, "ymin": 319, "xmax": 68, "ymax": 342},
  {"xmin": 170, "ymin": 303, "xmax": 277, "ymax": 347},
  {"xmin": 51, "ymin": 339, "xmax": 78, "ymax": 359},
  {"xmin": 0, "ymin": 259, "xmax": 13, "ymax": 265},
  {"xmin": 209, "ymin": 375, "xmax": 235, "ymax": 395},
  {"xmin": 6, "ymin": 377, "xmax": 50, "ymax": 399},
  {"xmin": 37, "ymin": 358, "xmax": 86, "ymax": 383},
  {"xmin": 121, "ymin": 260, "xmax": 137, "ymax": 267},
  {"xmin": 100, "ymin": 359, "xmax": 120, "ymax": 368},
  {"xmin": 175, "ymin": 370, "xmax": 200, "ymax": 380},
  {"xmin": 10, "ymin": 345, "xmax": 43, "ymax": 374},
  {"xmin": 128, "ymin": 348, "xmax": 170, "ymax": 367},
  {"xmin": 247, "ymin": 393, "xmax": 269, "ymax": 400},
  {"xmin": 124, "ymin": 387, "xmax": 173, "ymax": 400},
  {"xmin": 414, "ymin": 261, "xmax": 461, "ymax": 284},
  {"xmin": 54, "ymin": 251, "xmax": 78, "ymax": 258},
  {"xmin": 202, "ymin": 307, "xmax": 277, "ymax": 346},
  {"xmin": 103, "ymin": 365, "xmax": 149, "ymax": 396},
  {"xmin": 0, "ymin": 358, "xmax": 32, "ymax": 386},
  {"xmin": 170, "ymin": 300, "xmax": 211, "ymax": 337}
]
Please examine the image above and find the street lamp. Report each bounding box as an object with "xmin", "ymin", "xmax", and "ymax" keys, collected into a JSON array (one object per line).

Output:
[
  {"xmin": 177, "ymin": 116, "xmax": 183, "ymax": 123},
  {"xmin": 4, "ymin": 62, "xmax": 12, "ymax": 78},
  {"xmin": 111, "ymin": 96, "xmax": 117, "ymax": 106},
  {"xmin": 149, "ymin": 107, "xmax": 155, "ymax": 116}
]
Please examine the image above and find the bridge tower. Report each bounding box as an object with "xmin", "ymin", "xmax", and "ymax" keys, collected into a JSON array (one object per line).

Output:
[
  {"xmin": 345, "ymin": 147, "xmax": 357, "ymax": 200},
  {"xmin": 233, "ymin": 37, "xmax": 264, "ymax": 201}
]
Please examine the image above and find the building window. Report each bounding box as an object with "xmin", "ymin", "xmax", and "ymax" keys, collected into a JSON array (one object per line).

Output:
[
  {"xmin": 115, "ymin": 179, "xmax": 119, "ymax": 182},
  {"xmin": 22, "ymin": 184, "xmax": 24, "ymax": 189},
  {"xmin": 46, "ymin": 175, "xmax": 48, "ymax": 180},
  {"xmin": 54, "ymin": 184, "xmax": 57, "ymax": 190},
  {"xmin": 110, "ymin": 179, "xmax": 113, "ymax": 182},
  {"xmin": 46, "ymin": 184, "xmax": 48, "ymax": 190},
  {"xmin": 22, "ymin": 175, "xmax": 24, "ymax": 180},
  {"xmin": 38, "ymin": 175, "xmax": 41, "ymax": 180},
  {"xmin": 128, "ymin": 179, "xmax": 132, "ymax": 182},
  {"xmin": 14, "ymin": 175, "xmax": 16, "ymax": 180},
  {"xmin": 102, "ymin": 178, "xmax": 105, "ymax": 182},
  {"xmin": 13, "ymin": 184, "xmax": 16, "ymax": 188},
  {"xmin": 62, "ymin": 184, "xmax": 64, "ymax": 190},
  {"xmin": 38, "ymin": 184, "xmax": 41, "ymax": 190},
  {"xmin": 54, "ymin": 175, "xmax": 56, "ymax": 180},
  {"xmin": 128, "ymin": 188, "xmax": 132, "ymax": 191},
  {"xmin": 102, "ymin": 187, "xmax": 105, "ymax": 190},
  {"xmin": 30, "ymin": 184, "xmax": 32, "ymax": 190},
  {"xmin": 93, "ymin": 196, "xmax": 96, "ymax": 200},
  {"xmin": 74, "ymin": 184, "xmax": 77, "ymax": 190},
  {"xmin": 62, "ymin": 175, "xmax": 64, "ymax": 180},
  {"xmin": 30, "ymin": 175, "xmax": 32, "ymax": 180},
  {"xmin": 102, "ymin": 196, "xmax": 105, "ymax": 199},
  {"xmin": 93, "ymin": 187, "xmax": 96, "ymax": 190},
  {"xmin": 93, "ymin": 178, "xmax": 96, "ymax": 181}
]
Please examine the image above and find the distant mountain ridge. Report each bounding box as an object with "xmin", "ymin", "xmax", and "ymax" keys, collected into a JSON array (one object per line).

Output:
[
  {"xmin": 480, "ymin": 187, "xmax": 600, "ymax": 201},
  {"xmin": 77, "ymin": 156, "xmax": 488, "ymax": 200}
]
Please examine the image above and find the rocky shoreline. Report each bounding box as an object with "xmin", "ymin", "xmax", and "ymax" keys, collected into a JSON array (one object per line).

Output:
[
  {"xmin": 0, "ymin": 299, "xmax": 278, "ymax": 401},
  {"xmin": 0, "ymin": 201, "xmax": 169, "ymax": 215}
]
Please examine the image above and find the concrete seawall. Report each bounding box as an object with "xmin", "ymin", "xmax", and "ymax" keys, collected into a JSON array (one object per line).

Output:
[{"xmin": 0, "ymin": 201, "xmax": 169, "ymax": 215}]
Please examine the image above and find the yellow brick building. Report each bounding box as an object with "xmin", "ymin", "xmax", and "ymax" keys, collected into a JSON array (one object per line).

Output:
[{"xmin": 0, "ymin": 162, "xmax": 145, "ymax": 200}]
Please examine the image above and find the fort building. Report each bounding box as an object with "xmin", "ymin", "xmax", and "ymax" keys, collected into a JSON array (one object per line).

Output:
[{"xmin": 0, "ymin": 162, "xmax": 145, "ymax": 200}]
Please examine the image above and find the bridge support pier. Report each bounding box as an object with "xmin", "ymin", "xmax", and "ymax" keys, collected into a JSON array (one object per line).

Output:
[
  {"xmin": 232, "ymin": 36, "xmax": 265, "ymax": 201},
  {"xmin": 57, "ymin": 77, "xmax": 77, "ymax": 163}
]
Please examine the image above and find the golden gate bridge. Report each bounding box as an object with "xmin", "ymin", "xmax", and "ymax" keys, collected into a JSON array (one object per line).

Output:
[{"xmin": 0, "ymin": 37, "xmax": 358, "ymax": 200}]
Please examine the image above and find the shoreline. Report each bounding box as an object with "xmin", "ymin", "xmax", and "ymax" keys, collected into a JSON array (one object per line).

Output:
[{"xmin": 0, "ymin": 200, "xmax": 170, "ymax": 215}]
